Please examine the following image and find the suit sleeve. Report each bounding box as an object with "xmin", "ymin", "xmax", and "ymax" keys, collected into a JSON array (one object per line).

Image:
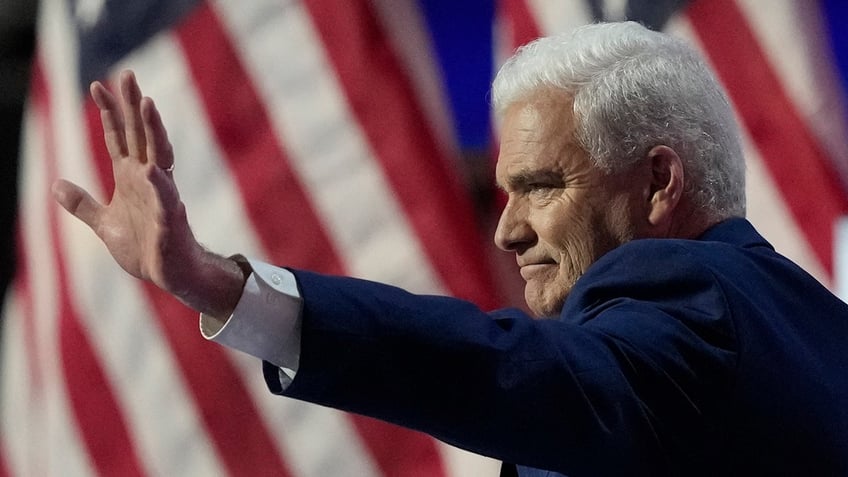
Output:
[{"xmin": 273, "ymin": 242, "xmax": 738, "ymax": 476}]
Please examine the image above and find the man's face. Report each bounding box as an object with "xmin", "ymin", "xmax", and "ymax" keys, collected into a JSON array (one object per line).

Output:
[{"xmin": 494, "ymin": 93, "xmax": 651, "ymax": 317}]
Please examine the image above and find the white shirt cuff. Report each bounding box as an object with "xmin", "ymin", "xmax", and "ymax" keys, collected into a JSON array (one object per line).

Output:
[{"xmin": 199, "ymin": 257, "xmax": 303, "ymax": 387}]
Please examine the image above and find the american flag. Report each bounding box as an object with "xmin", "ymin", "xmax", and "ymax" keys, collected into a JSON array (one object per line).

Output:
[{"xmin": 1, "ymin": 0, "xmax": 846, "ymax": 476}]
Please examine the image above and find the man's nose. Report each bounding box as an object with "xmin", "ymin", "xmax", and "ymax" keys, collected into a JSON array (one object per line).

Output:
[{"xmin": 494, "ymin": 198, "xmax": 533, "ymax": 252}]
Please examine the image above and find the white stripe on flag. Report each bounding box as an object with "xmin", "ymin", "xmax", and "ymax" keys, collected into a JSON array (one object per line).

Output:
[
  {"xmin": 10, "ymin": 102, "xmax": 96, "ymax": 477},
  {"xmin": 0, "ymin": 291, "xmax": 65, "ymax": 477},
  {"xmin": 115, "ymin": 29, "xmax": 385, "ymax": 477},
  {"xmin": 524, "ymin": 0, "xmax": 592, "ymax": 37},
  {"xmin": 39, "ymin": 1, "xmax": 229, "ymax": 474},
  {"xmin": 834, "ymin": 217, "xmax": 848, "ymax": 301},
  {"xmin": 211, "ymin": 0, "xmax": 445, "ymax": 293}
]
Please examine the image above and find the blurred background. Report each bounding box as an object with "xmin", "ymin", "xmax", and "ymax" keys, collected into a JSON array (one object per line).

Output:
[
  {"xmin": 0, "ymin": 0, "xmax": 36, "ymax": 315},
  {"xmin": 0, "ymin": 0, "xmax": 846, "ymax": 476}
]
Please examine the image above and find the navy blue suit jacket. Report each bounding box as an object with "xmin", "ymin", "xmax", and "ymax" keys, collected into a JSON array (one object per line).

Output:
[{"xmin": 266, "ymin": 219, "xmax": 848, "ymax": 476}]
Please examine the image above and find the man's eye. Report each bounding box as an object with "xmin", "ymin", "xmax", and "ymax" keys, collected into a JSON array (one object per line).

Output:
[{"xmin": 528, "ymin": 183, "xmax": 555, "ymax": 193}]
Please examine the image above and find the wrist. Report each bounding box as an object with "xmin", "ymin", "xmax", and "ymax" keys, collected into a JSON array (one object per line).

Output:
[{"xmin": 177, "ymin": 248, "xmax": 249, "ymax": 319}]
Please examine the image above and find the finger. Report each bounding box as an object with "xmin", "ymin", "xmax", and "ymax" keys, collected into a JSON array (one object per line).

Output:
[
  {"xmin": 141, "ymin": 97, "xmax": 174, "ymax": 171},
  {"xmin": 90, "ymin": 81, "xmax": 128, "ymax": 158},
  {"xmin": 52, "ymin": 179, "xmax": 103, "ymax": 231},
  {"xmin": 119, "ymin": 70, "xmax": 148, "ymax": 164}
]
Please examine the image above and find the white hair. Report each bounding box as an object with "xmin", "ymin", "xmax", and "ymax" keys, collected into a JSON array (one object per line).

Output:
[{"xmin": 492, "ymin": 22, "xmax": 746, "ymax": 219}]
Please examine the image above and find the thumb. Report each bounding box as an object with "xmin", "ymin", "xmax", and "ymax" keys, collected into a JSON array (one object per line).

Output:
[{"xmin": 52, "ymin": 179, "xmax": 103, "ymax": 230}]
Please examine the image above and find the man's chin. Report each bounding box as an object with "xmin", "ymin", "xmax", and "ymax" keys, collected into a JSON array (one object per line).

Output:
[{"xmin": 524, "ymin": 286, "xmax": 566, "ymax": 319}]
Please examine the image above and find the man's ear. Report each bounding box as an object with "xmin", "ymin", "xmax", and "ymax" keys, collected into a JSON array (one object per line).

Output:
[{"xmin": 646, "ymin": 145, "xmax": 684, "ymax": 228}]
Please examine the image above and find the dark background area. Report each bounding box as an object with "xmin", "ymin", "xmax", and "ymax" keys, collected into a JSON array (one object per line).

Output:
[{"xmin": 0, "ymin": 0, "xmax": 37, "ymax": 309}]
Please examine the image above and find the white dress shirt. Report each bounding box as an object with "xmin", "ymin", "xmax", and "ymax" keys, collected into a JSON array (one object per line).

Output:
[{"xmin": 199, "ymin": 257, "xmax": 302, "ymax": 387}]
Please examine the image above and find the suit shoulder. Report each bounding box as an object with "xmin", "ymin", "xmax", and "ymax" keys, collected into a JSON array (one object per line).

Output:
[{"xmin": 588, "ymin": 237, "xmax": 726, "ymax": 279}]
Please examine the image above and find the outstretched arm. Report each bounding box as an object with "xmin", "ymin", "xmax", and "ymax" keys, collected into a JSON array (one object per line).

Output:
[{"xmin": 52, "ymin": 70, "xmax": 246, "ymax": 319}]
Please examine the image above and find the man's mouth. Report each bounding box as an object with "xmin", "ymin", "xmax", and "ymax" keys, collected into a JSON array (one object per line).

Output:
[{"xmin": 519, "ymin": 262, "xmax": 555, "ymax": 280}]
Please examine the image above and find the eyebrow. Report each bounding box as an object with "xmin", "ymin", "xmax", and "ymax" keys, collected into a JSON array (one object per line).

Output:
[{"xmin": 496, "ymin": 168, "xmax": 564, "ymax": 192}]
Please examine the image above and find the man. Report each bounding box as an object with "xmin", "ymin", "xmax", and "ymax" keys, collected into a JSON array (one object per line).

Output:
[{"xmin": 53, "ymin": 22, "xmax": 848, "ymax": 476}]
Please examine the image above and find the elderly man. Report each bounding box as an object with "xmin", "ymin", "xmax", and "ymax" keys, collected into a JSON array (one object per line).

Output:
[{"xmin": 53, "ymin": 22, "xmax": 848, "ymax": 476}]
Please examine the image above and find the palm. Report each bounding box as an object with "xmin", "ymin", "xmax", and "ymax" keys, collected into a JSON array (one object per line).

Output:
[
  {"xmin": 102, "ymin": 161, "xmax": 185, "ymax": 285},
  {"xmin": 53, "ymin": 71, "xmax": 195, "ymax": 292}
]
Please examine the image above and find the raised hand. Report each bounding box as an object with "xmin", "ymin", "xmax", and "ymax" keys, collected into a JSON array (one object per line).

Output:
[{"xmin": 52, "ymin": 70, "xmax": 245, "ymax": 318}]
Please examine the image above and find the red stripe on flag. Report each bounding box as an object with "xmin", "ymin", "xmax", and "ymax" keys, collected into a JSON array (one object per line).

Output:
[
  {"xmin": 175, "ymin": 1, "xmax": 361, "ymax": 472},
  {"xmin": 351, "ymin": 414, "xmax": 450, "ymax": 477},
  {"xmin": 502, "ymin": 0, "xmax": 542, "ymax": 49},
  {"xmin": 173, "ymin": 4, "xmax": 448, "ymax": 476},
  {"xmin": 34, "ymin": 61, "xmax": 146, "ymax": 477},
  {"xmin": 301, "ymin": 1, "xmax": 506, "ymax": 474},
  {"xmin": 83, "ymin": 98, "xmax": 295, "ymax": 477},
  {"xmin": 0, "ymin": 442, "xmax": 9, "ymax": 477},
  {"xmin": 55, "ymin": 291, "xmax": 145, "ymax": 477},
  {"xmin": 141, "ymin": 286, "xmax": 293, "ymax": 476},
  {"xmin": 303, "ymin": 0, "xmax": 500, "ymax": 311},
  {"xmin": 686, "ymin": 0, "xmax": 848, "ymax": 276},
  {"xmin": 175, "ymin": 2, "xmax": 343, "ymax": 275}
]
